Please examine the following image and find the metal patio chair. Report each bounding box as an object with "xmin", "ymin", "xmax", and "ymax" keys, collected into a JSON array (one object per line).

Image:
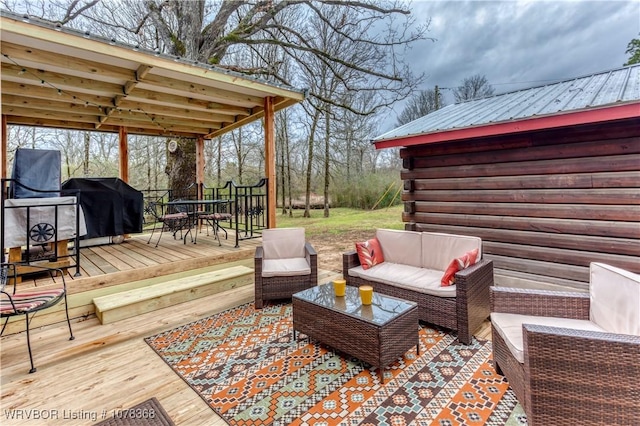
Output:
[
  {"xmin": 1, "ymin": 263, "xmax": 75, "ymax": 373},
  {"xmin": 145, "ymin": 201, "xmax": 190, "ymax": 247}
]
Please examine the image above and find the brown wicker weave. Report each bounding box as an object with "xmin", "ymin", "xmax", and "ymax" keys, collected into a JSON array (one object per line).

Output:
[
  {"xmin": 343, "ymin": 251, "xmax": 493, "ymax": 344},
  {"xmin": 292, "ymin": 284, "xmax": 419, "ymax": 382},
  {"xmin": 490, "ymin": 286, "xmax": 640, "ymax": 426},
  {"xmin": 254, "ymin": 242, "xmax": 317, "ymax": 308}
]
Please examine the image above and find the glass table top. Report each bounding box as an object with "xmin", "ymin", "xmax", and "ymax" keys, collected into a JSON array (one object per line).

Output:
[{"xmin": 293, "ymin": 282, "xmax": 417, "ymax": 326}]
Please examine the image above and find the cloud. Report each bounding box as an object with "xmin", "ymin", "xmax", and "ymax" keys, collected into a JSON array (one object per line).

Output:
[{"xmin": 404, "ymin": 0, "xmax": 639, "ymax": 104}]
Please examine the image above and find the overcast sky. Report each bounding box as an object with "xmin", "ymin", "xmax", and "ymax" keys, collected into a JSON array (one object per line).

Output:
[{"xmin": 384, "ymin": 0, "xmax": 640, "ymax": 130}]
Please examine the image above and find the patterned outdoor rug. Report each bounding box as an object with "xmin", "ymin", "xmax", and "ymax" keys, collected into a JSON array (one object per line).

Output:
[{"xmin": 145, "ymin": 303, "xmax": 528, "ymax": 425}]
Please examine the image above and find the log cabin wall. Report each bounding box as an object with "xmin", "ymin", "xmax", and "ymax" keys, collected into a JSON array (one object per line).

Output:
[{"xmin": 400, "ymin": 118, "xmax": 640, "ymax": 291}]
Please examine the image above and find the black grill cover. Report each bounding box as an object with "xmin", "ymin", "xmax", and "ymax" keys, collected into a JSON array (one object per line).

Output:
[
  {"xmin": 11, "ymin": 148, "xmax": 61, "ymax": 198},
  {"xmin": 61, "ymin": 178, "xmax": 143, "ymax": 239}
]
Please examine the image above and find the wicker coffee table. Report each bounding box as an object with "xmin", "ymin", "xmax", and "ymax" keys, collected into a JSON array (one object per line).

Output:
[{"xmin": 292, "ymin": 283, "xmax": 419, "ymax": 382}]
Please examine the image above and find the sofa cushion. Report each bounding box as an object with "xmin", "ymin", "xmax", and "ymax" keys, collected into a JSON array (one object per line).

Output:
[
  {"xmin": 355, "ymin": 238, "xmax": 384, "ymax": 270},
  {"xmin": 491, "ymin": 312, "xmax": 605, "ymax": 363},
  {"xmin": 348, "ymin": 262, "xmax": 456, "ymax": 298},
  {"xmin": 421, "ymin": 232, "xmax": 482, "ymax": 271},
  {"xmin": 441, "ymin": 248, "xmax": 479, "ymax": 286},
  {"xmin": 376, "ymin": 229, "xmax": 422, "ymax": 268},
  {"xmin": 589, "ymin": 262, "xmax": 640, "ymax": 336},
  {"xmin": 262, "ymin": 258, "xmax": 311, "ymax": 277},
  {"xmin": 262, "ymin": 227, "xmax": 305, "ymax": 260}
]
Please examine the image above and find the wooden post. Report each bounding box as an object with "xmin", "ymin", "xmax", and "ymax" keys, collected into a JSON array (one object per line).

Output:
[
  {"xmin": 1, "ymin": 115, "xmax": 7, "ymax": 179},
  {"xmin": 196, "ymin": 136, "xmax": 205, "ymax": 201},
  {"xmin": 118, "ymin": 127, "xmax": 129, "ymax": 182},
  {"xmin": 264, "ymin": 97, "xmax": 276, "ymax": 228}
]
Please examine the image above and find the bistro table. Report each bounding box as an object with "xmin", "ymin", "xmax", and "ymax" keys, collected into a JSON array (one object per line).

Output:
[{"xmin": 163, "ymin": 199, "xmax": 231, "ymax": 245}]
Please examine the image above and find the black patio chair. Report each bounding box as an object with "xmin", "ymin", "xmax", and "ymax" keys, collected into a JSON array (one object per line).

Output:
[
  {"xmin": 145, "ymin": 201, "xmax": 190, "ymax": 247},
  {"xmin": 0, "ymin": 263, "xmax": 74, "ymax": 373}
]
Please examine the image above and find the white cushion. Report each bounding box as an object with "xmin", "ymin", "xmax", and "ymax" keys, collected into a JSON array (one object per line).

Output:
[
  {"xmin": 491, "ymin": 312, "xmax": 605, "ymax": 363},
  {"xmin": 376, "ymin": 229, "xmax": 422, "ymax": 268},
  {"xmin": 262, "ymin": 258, "xmax": 311, "ymax": 277},
  {"xmin": 348, "ymin": 262, "xmax": 456, "ymax": 298},
  {"xmin": 589, "ymin": 262, "xmax": 640, "ymax": 336},
  {"xmin": 262, "ymin": 228, "xmax": 306, "ymax": 260},
  {"xmin": 421, "ymin": 232, "xmax": 482, "ymax": 271}
]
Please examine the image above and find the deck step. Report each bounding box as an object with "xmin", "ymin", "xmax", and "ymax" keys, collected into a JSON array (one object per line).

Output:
[{"xmin": 93, "ymin": 265, "xmax": 254, "ymax": 324}]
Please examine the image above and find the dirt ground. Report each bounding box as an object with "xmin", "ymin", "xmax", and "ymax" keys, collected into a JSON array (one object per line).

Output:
[{"xmin": 306, "ymin": 230, "xmax": 373, "ymax": 274}]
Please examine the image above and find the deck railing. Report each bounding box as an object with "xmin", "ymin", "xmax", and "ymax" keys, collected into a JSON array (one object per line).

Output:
[{"xmin": 141, "ymin": 179, "xmax": 268, "ymax": 248}]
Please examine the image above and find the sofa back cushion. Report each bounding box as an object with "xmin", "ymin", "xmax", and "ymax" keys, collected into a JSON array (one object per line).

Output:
[
  {"xmin": 376, "ymin": 229, "xmax": 422, "ymax": 268},
  {"xmin": 262, "ymin": 227, "xmax": 305, "ymax": 260},
  {"xmin": 589, "ymin": 262, "xmax": 640, "ymax": 336},
  {"xmin": 421, "ymin": 232, "xmax": 482, "ymax": 271}
]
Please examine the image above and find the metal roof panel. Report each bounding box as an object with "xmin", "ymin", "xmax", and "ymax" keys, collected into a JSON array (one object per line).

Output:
[{"xmin": 374, "ymin": 64, "xmax": 640, "ymax": 143}]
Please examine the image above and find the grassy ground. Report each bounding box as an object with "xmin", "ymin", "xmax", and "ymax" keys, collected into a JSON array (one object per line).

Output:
[
  {"xmin": 275, "ymin": 205, "xmax": 404, "ymax": 272},
  {"xmin": 276, "ymin": 205, "xmax": 404, "ymax": 236}
]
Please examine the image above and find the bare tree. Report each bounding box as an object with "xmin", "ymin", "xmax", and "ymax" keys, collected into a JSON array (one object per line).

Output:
[
  {"xmin": 396, "ymin": 87, "xmax": 445, "ymax": 125},
  {"xmin": 453, "ymin": 74, "xmax": 495, "ymax": 102}
]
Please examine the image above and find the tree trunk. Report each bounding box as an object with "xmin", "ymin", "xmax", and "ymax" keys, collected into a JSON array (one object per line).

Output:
[
  {"xmin": 323, "ymin": 107, "xmax": 330, "ymax": 218},
  {"xmin": 279, "ymin": 122, "xmax": 287, "ymax": 215},
  {"xmin": 165, "ymin": 137, "xmax": 196, "ymax": 199},
  {"xmin": 285, "ymin": 119, "xmax": 293, "ymax": 217},
  {"xmin": 304, "ymin": 109, "xmax": 320, "ymax": 218}
]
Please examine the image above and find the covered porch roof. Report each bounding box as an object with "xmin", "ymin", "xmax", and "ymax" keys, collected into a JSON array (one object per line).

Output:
[{"xmin": 0, "ymin": 10, "xmax": 305, "ymax": 140}]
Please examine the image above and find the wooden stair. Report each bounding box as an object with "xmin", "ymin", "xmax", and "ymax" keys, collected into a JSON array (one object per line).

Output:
[{"xmin": 93, "ymin": 265, "xmax": 254, "ymax": 324}]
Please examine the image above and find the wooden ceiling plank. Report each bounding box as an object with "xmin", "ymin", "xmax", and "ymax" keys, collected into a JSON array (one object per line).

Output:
[
  {"xmin": 2, "ymin": 63, "xmax": 124, "ymax": 95},
  {"xmin": 124, "ymin": 89, "xmax": 253, "ymax": 115},
  {"xmin": 141, "ymin": 73, "xmax": 264, "ymax": 106},
  {"xmin": 4, "ymin": 115, "xmax": 200, "ymax": 138},
  {"xmin": 2, "ymin": 81, "xmax": 115, "ymax": 107},
  {"xmin": 2, "ymin": 93, "xmax": 103, "ymax": 114},
  {"xmin": 4, "ymin": 105, "xmax": 102, "ymax": 124},
  {"xmin": 1, "ymin": 41, "xmax": 136, "ymax": 82},
  {"xmin": 116, "ymin": 99, "xmax": 237, "ymax": 122}
]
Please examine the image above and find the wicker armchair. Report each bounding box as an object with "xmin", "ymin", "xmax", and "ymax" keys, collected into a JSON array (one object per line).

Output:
[
  {"xmin": 490, "ymin": 262, "xmax": 640, "ymax": 426},
  {"xmin": 254, "ymin": 228, "xmax": 317, "ymax": 309}
]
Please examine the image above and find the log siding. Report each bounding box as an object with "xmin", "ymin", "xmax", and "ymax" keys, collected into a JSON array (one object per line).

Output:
[{"xmin": 401, "ymin": 119, "xmax": 640, "ymax": 291}]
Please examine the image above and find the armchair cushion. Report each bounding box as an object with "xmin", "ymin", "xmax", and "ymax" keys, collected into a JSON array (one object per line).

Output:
[
  {"xmin": 491, "ymin": 312, "xmax": 605, "ymax": 363},
  {"xmin": 262, "ymin": 227, "xmax": 306, "ymax": 260},
  {"xmin": 262, "ymin": 258, "xmax": 311, "ymax": 277},
  {"xmin": 589, "ymin": 262, "xmax": 640, "ymax": 336}
]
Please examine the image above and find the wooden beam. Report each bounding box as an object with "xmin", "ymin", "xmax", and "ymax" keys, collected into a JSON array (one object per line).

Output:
[
  {"xmin": 119, "ymin": 127, "xmax": 129, "ymax": 182},
  {"xmin": 264, "ymin": 96, "xmax": 276, "ymax": 228},
  {"xmin": 1, "ymin": 115, "xmax": 6, "ymax": 179},
  {"xmin": 196, "ymin": 136, "xmax": 205, "ymax": 201}
]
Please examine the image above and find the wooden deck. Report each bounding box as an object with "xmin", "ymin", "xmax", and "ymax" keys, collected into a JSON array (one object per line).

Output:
[{"xmin": 1, "ymin": 230, "xmax": 491, "ymax": 425}]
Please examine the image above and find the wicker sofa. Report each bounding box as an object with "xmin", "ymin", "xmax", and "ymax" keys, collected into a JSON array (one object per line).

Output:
[
  {"xmin": 490, "ymin": 262, "xmax": 640, "ymax": 425},
  {"xmin": 342, "ymin": 229, "xmax": 493, "ymax": 344}
]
